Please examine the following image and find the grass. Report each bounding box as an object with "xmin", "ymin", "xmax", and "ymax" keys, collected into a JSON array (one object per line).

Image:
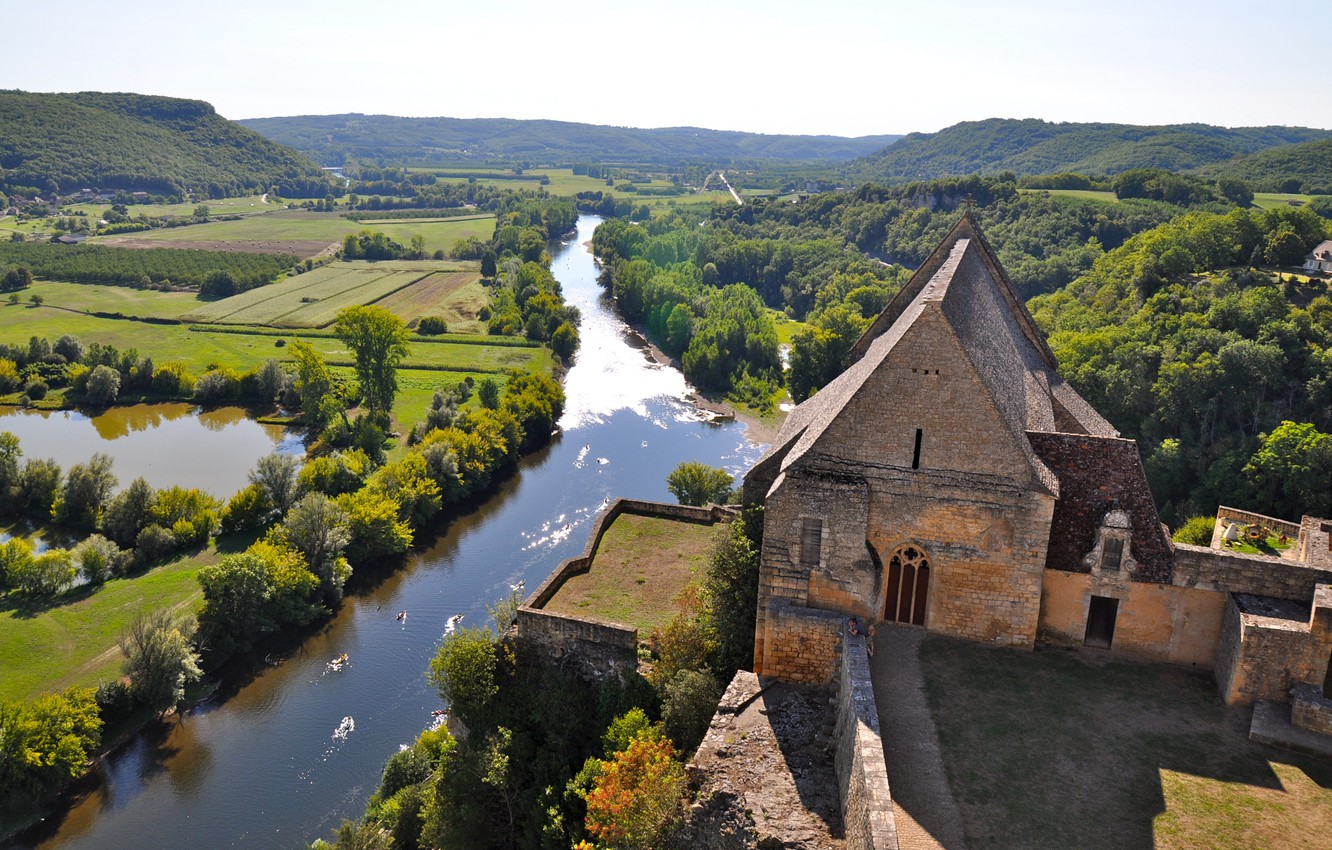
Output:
[
  {"xmin": 373, "ymin": 271, "xmax": 487, "ymax": 331},
  {"xmin": 541, "ymin": 513, "xmax": 721, "ymax": 636},
  {"xmin": 920, "ymin": 635, "xmax": 1332, "ymax": 850},
  {"xmin": 66, "ymin": 194, "xmax": 276, "ymax": 219},
  {"xmin": 1252, "ymin": 192, "xmax": 1315, "ymax": 211},
  {"xmin": 1025, "ymin": 188, "xmax": 1119, "ymax": 202},
  {"xmin": 92, "ymin": 209, "xmax": 496, "ymax": 256},
  {"xmin": 17, "ymin": 281, "xmax": 200, "ymax": 319},
  {"xmin": 182, "ymin": 265, "xmax": 431, "ymax": 327},
  {"xmin": 0, "ymin": 543, "xmax": 230, "ymax": 703}
]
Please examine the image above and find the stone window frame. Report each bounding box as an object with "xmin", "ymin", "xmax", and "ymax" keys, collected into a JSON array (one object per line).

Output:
[
  {"xmin": 796, "ymin": 515, "xmax": 827, "ymax": 570},
  {"xmin": 1085, "ymin": 508, "xmax": 1137, "ymax": 577}
]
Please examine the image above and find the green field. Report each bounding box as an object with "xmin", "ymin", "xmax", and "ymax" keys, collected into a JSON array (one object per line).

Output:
[
  {"xmin": 67, "ymin": 193, "xmax": 276, "ymax": 220},
  {"xmin": 0, "ymin": 545, "xmax": 221, "ymax": 703},
  {"xmin": 183, "ymin": 265, "xmax": 428, "ymax": 326},
  {"xmin": 1026, "ymin": 188, "xmax": 1119, "ymax": 202},
  {"xmin": 93, "ymin": 210, "xmax": 496, "ymax": 256},
  {"xmin": 1251, "ymin": 192, "xmax": 1315, "ymax": 210}
]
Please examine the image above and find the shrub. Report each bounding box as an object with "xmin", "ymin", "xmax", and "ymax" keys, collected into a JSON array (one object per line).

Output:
[
  {"xmin": 85, "ymin": 364, "xmax": 121, "ymax": 405},
  {"xmin": 74, "ymin": 534, "xmax": 124, "ymax": 582},
  {"xmin": 22, "ymin": 378, "xmax": 47, "ymax": 400},
  {"xmin": 1173, "ymin": 515, "xmax": 1216, "ymax": 545},
  {"xmin": 194, "ymin": 367, "xmax": 240, "ymax": 401},
  {"xmin": 660, "ymin": 669, "xmax": 723, "ymax": 754},
  {"xmin": 0, "ymin": 358, "xmax": 20, "ymax": 393},
  {"xmin": 665, "ymin": 461, "xmax": 734, "ymax": 506},
  {"xmin": 428, "ymin": 626, "xmax": 500, "ymax": 727},
  {"xmin": 583, "ymin": 737, "xmax": 685, "ymax": 849},
  {"xmin": 220, "ymin": 482, "xmax": 272, "ymax": 534},
  {"xmin": 417, "ymin": 316, "xmax": 448, "ymax": 335},
  {"xmin": 152, "ymin": 361, "xmax": 194, "ymax": 396},
  {"xmin": 134, "ymin": 523, "xmax": 176, "ymax": 565}
]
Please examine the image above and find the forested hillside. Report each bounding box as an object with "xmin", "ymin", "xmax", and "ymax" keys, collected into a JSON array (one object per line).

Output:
[
  {"xmin": 0, "ymin": 90, "xmax": 332, "ymax": 198},
  {"xmin": 593, "ymin": 179, "xmax": 1332, "ymax": 525},
  {"xmin": 238, "ymin": 114, "xmax": 902, "ymax": 166},
  {"xmin": 1195, "ymin": 138, "xmax": 1332, "ymax": 193},
  {"xmin": 844, "ymin": 118, "xmax": 1331, "ymax": 183}
]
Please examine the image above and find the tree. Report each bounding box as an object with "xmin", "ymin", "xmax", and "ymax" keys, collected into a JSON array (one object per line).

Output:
[
  {"xmin": 282, "ymin": 493, "xmax": 352, "ymax": 601},
  {"xmin": 118, "ymin": 610, "xmax": 202, "ymax": 715},
  {"xmin": 73, "ymin": 534, "xmax": 123, "ymax": 583},
  {"xmin": 333, "ymin": 306, "xmax": 410, "ymax": 418},
  {"xmin": 665, "ymin": 461, "xmax": 734, "ymax": 506},
  {"xmin": 288, "ymin": 339, "xmax": 340, "ymax": 430},
  {"xmin": 477, "ymin": 377, "xmax": 500, "ymax": 410},
  {"xmin": 100, "ymin": 476, "xmax": 155, "ymax": 546},
  {"xmin": 53, "ymin": 452, "xmax": 117, "ymax": 528},
  {"xmin": 428, "ymin": 626, "xmax": 500, "ymax": 727},
  {"xmin": 0, "ymin": 688, "xmax": 101, "ymax": 803},
  {"xmin": 1244, "ymin": 421, "xmax": 1332, "ymax": 519},
  {"xmin": 249, "ymin": 452, "xmax": 301, "ymax": 516},
  {"xmin": 704, "ymin": 513, "xmax": 762, "ymax": 673},
  {"xmin": 583, "ymin": 737, "xmax": 685, "ymax": 850},
  {"xmin": 86, "ymin": 364, "xmax": 121, "ymax": 405}
]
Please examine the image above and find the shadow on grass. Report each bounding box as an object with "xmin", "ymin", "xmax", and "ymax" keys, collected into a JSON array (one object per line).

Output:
[{"xmin": 916, "ymin": 634, "xmax": 1332, "ymax": 850}]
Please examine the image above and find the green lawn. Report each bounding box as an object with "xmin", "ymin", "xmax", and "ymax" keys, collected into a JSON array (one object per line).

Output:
[
  {"xmin": 18, "ymin": 281, "xmax": 201, "ymax": 319},
  {"xmin": 1251, "ymin": 192, "xmax": 1315, "ymax": 211},
  {"xmin": 1025, "ymin": 188, "xmax": 1119, "ymax": 202},
  {"xmin": 921, "ymin": 635, "xmax": 1332, "ymax": 850},
  {"xmin": 542, "ymin": 513, "xmax": 721, "ymax": 636},
  {"xmin": 0, "ymin": 544, "xmax": 231, "ymax": 702},
  {"xmin": 67, "ymin": 193, "xmax": 276, "ymax": 220}
]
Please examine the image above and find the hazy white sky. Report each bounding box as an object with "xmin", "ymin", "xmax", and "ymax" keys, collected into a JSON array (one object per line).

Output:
[{"xmin": 8, "ymin": 0, "xmax": 1326, "ymax": 137}]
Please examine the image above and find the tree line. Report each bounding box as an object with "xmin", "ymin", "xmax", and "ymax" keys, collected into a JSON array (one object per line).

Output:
[{"xmin": 0, "ymin": 241, "xmax": 296, "ymax": 291}]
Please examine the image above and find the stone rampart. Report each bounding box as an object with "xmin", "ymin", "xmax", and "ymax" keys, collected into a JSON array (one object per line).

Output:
[
  {"xmin": 759, "ymin": 598, "xmax": 846, "ymax": 684},
  {"xmin": 516, "ymin": 498, "xmax": 735, "ymax": 680},
  {"xmin": 834, "ymin": 633, "xmax": 898, "ymax": 850},
  {"xmin": 1292, "ymin": 682, "xmax": 1332, "ymax": 736},
  {"xmin": 1173, "ymin": 544, "xmax": 1332, "ymax": 601},
  {"xmin": 1216, "ymin": 506, "xmax": 1303, "ymax": 539}
]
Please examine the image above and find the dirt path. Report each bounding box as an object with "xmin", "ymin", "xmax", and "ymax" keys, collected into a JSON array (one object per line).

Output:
[{"xmin": 869, "ymin": 625, "xmax": 969, "ymax": 850}]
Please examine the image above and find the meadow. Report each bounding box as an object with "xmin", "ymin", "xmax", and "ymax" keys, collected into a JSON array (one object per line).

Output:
[{"xmin": 94, "ymin": 209, "xmax": 495, "ymax": 256}]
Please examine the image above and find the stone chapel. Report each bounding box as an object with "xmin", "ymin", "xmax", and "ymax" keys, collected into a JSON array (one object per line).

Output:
[{"xmin": 742, "ymin": 213, "xmax": 1332, "ymax": 717}]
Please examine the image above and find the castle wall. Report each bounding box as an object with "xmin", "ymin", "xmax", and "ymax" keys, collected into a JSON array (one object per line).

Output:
[
  {"xmin": 1215, "ymin": 592, "xmax": 1332, "ymax": 705},
  {"xmin": 1172, "ymin": 544, "xmax": 1332, "ymax": 600},
  {"xmin": 1038, "ymin": 570, "xmax": 1224, "ymax": 666},
  {"xmin": 835, "ymin": 632, "xmax": 897, "ymax": 850},
  {"xmin": 758, "ymin": 598, "xmax": 845, "ymax": 684}
]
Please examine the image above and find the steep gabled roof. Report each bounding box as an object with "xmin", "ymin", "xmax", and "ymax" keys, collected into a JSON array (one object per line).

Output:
[
  {"xmin": 849, "ymin": 212, "xmax": 1056, "ymax": 369},
  {"xmin": 752, "ymin": 213, "xmax": 1115, "ymax": 494}
]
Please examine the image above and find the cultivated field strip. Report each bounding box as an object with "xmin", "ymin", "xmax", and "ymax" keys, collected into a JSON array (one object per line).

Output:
[
  {"xmin": 182, "ymin": 266, "xmax": 430, "ymax": 327},
  {"xmin": 371, "ymin": 271, "xmax": 479, "ymax": 322}
]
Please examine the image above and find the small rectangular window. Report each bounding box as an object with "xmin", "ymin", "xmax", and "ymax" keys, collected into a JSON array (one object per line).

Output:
[
  {"xmin": 800, "ymin": 518, "xmax": 822, "ymax": 567},
  {"xmin": 1102, "ymin": 537, "xmax": 1124, "ymax": 571}
]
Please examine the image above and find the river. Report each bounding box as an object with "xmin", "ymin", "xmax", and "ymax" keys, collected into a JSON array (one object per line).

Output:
[{"xmin": 15, "ymin": 215, "xmax": 765, "ymax": 849}]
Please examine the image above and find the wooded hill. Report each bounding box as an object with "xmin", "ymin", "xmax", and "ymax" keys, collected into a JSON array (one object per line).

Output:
[
  {"xmin": 844, "ymin": 118, "xmax": 1332, "ymax": 184},
  {"xmin": 1195, "ymin": 138, "xmax": 1332, "ymax": 193},
  {"xmin": 237, "ymin": 114, "xmax": 903, "ymax": 167},
  {"xmin": 0, "ymin": 90, "xmax": 333, "ymax": 198}
]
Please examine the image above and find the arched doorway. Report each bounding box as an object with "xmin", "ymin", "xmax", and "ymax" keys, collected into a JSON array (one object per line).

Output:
[{"xmin": 883, "ymin": 544, "xmax": 930, "ymax": 626}]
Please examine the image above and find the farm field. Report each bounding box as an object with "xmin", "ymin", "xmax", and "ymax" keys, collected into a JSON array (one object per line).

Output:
[
  {"xmin": 94, "ymin": 210, "xmax": 495, "ymax": 257},
  {"xmin": 20, "ymin": 281, "xmax": 200, "ymax": 320},
  {"xmin": 373, "ymin": 270, "xmax": 487, "ymax": 331},
  {"xmin": 67, "ymin": 193, "xmax": 276, "ymax": 220},
  {"xmin": 1026, "ymin": 188, "xmax": 1118, "ymax": 202},
  {"xmin": 182, "ymin": 260, "xmax": 482, "ymax": 328}
]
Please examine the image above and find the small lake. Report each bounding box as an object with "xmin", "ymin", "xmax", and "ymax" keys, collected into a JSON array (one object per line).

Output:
[{"xmin": 0, "ymin": 404, "xmax": 303, "ymax": 498}]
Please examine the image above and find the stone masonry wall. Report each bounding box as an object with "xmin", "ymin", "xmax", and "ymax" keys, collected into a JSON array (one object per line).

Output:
[
  {"xmin": 1216, "ymin": 594, "xmax": 1329, "ymax": 705},
  {"xmin": 1173, "ymin": 544, "xmax": 1332, "ymax": 602},
  {"xmin": 517, "ymin": 498, "xmax": 735, "ymax": 680},
  {"xmin": 1292, "ymin": 682, "xmax": 1332, "ymax": 735},
  {"xmin": 835, "ymin": 632, "xmax": 898, "ymax": 850},
  {"xmin": 760, "ymin": 599, "xmax": 846, "ymax": 684}
]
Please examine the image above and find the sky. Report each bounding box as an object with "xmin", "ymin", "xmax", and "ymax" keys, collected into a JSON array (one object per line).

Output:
[{"xmin": 7, "ymin": 0, "xmax": 1327, "ymax": 137}]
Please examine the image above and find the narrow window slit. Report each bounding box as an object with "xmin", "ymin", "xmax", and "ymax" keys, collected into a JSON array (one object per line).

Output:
[{"xmin": 912, "ymin": 429, "xmax": 923, "ymax": 470}]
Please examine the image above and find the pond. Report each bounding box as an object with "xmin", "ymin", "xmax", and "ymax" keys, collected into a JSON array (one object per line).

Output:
[{"xmin": 0, "ymin": 403, "xmax": 303, "ymax": 498}]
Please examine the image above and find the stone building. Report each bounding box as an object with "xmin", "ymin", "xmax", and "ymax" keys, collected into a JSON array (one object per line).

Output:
[{"xmin": 743, "ymin": 213, "xmax": 1332, "ymax": 727}]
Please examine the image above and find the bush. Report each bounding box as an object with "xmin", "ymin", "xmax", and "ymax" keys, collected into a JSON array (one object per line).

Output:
[
  {"xmin": 85, "ymin": 364, "xmax": 121, "ymax": 405},
  {"xmin": 1172, "ymin": 515, "xmax": 1216, "ymax": 545},
  {"xmin": 22, "ymin": 378, "xmax": 47, "ymax": 400},
  {"xmin": 134, "ymin": 523, "xmax": 176, "ymax": 565},
  {"xmin": 660, "ymin": 669, "xmax": 723, "ymax": 754},
  {"xmin": 417, "ymin": 316, "xmax": 448, "ymax": 335},
  {"xmin": 665, "ymin": 461, "xmax": 734, "ymax": 506},
  {"xmin": 152, "ymin": 361, "xmax": 194, "ymax": 396},
  {"xmin": 194, "ymin": 367, "xmax": 240, "ymax": 401},
  {"xmin": 74, "ymin": 534, "xmax": 124, "ymax": 582},
  {"xmin": 427, "ymin": 626, "xmax": 500, "ymax": 727}
]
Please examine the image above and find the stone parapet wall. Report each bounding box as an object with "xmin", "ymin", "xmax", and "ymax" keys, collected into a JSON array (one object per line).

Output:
[
  {"xmin": 1173, "ymin": 544, "xmax": 1332, "ymax": 602},
  {"xmin": 1291, "ymin": 682, "xmax": 1332, "ymax": 735},
  {"xmin": 835, "ymin": 633, "xmax": 898, "ymax": 850},
  {"xmin": 759, "ymin": 599, "xmax": 846, "ymax": 684},
  {"xmin": 1216, "ymin": 593, "xmax": 1331, "ymax": 705},
  {"xmin": 516, "ymin": 498, "xmax": 735, "ymax": 681},
  {"xmin": 1217, "ymin": 506, "xmax": 1303, "ymax": 539}
]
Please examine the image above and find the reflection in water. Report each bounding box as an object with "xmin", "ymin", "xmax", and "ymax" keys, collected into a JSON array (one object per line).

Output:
[
  {"xmin": 0, "ymin": 404, "xmax": 298, "ymax": 498},
  {"xmin": 22, "ymin": 216, "xmax": 764, "ymax": 850}
]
